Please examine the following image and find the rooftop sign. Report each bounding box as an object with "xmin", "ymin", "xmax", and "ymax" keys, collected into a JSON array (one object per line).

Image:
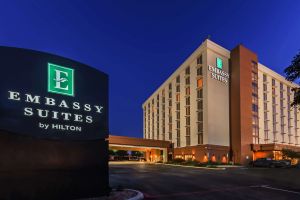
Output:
[{"xmin": 208, "ymin": 57, "xmax": 229, "ymax": 85}]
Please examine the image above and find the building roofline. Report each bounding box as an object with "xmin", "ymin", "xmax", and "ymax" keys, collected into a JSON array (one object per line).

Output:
[{"xmin": 142, "ymin": 39, "xmax": 230, "ymax": 107}]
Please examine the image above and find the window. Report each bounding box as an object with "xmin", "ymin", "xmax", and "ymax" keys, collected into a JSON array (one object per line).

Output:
[
  {"xmin": 186, "ymin": 87, "xmax": 190, "ymax": 95},
  {"xmin": 198, "ymin": 111, "xmax": 203, "ymax": 121},
  {"xmin": 176, "ymin": 103, "xmax": 180, "ymax": 110},
  {"xmin": 263, "ymin": 93, "xmax": 267, "ymax": 101},
  {"xmin": 252, "ymin": 82, "xmax": 258, "ymax": 89},
  {"xmin": 176, "ymin": 76, "xmax": 180, "ymax": 83},
  {"xmin": 198, "ymin": 100, "xmax": 203, "ymax": 110},
  {"xmin": 186, "ymin": 107, "xmax": 190, "ymax": 115},
  {"xmin": 176, "ymin": 121, "xmax": 180, "ymax": 129},
  {"xmin": 252, "ymin": 104, "xmax": 258, "ymax": 112},
  {"xmin": 198, "ymin": 122, "xmax": 203, "ymax": 132},
  {"xmin": 185, "ymin": 67, "xmax": 190, "ymax": 75},
  {"xmin": 169, "ymin": 124, "xmax": 172, "ymax": 140},
  {"xmin": 186, "ymin": 136, "xmax": 191, "ymax": 146},
  {"xmin": 264, "ymin": 103, "xmax": 267, "ymax": 110},
  {"xmin": 186, "ymin": 117, "xmax": 190, "ymax": 126},
  {"xmin": 197, "ymin": 79, "xmax": 203, "ymax": 88},
  {"xmin": 197, "ymin": 67, "xmax": 203, "ymax": 76},
  {"xmin": 198, "ymin": 132, "xmax": 203, "ymax": 144},
  {"xmin": 177, "ymin": 137, "xmax": 180, "ymax": 147},
  {"xmin": 176, "ymin": 94, "xmax": 180, "ymax": 102},
  {"xmin": 263, "ymin": 84, "xmax": 267, "ymax": 91},
  {"xmin": 252, "ymin": 72, "xmax": 258, "ymax": 82},
  {"xmin": 185, "ymin": 77, "xmax": 190, "ymax": 85},
  {"xmin": 176, "ymin": 85, "xmax": 180, "ymax": 92},
  {"xmin": 197, "ymin": 55, "xmax": 202, "ymax": 65},
  {"xmin": 169, "ymin": 83, "xmax": 172, "ymax": 90},
  {"xmin": 176, "ymin": 112, "xmax": 180, "ymax": 119},
  {"xmin": 186, "ymin": 97, "xmax": 190, "ymax": 105},
  {"xmin": 197, "ymin": 89, "xmax": 203, "ymax": 98},
  {"xmin": 263, "ymin": 74, "xmax": 267, "ymax": 82}
]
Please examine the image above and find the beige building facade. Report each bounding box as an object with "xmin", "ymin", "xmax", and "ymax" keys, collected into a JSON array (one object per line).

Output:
[{"xmin": 142, "ymin": 39, "xmax": 300, "ymax": 164}]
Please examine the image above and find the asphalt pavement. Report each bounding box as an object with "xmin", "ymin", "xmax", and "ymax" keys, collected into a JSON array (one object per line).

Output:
[{"xmin": 109, "ymin": 163, "xmax": 300, "ymax": 200}]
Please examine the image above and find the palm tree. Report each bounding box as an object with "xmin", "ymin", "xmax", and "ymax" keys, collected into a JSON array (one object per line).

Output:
[{"xmin": 284, "ymin": 51, "xmax": 300, "ymax": 107}]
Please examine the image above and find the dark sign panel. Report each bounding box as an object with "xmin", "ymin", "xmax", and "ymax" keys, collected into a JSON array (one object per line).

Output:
[{"xmin": 0, "ymin": 46, "xmax": 108, "ymax": 140}]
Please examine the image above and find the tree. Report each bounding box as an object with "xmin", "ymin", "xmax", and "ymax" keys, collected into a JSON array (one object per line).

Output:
[
  {"xmin": 284, "ymin": 51, "xmax": 300, "ymax": 107},
  {"xmin": 282, "ymin": 149, "xmax": 300, "ymax": 160},
  {"xmin": 109, "ymin": 149, "xmax": 116, "ymax": 156},
  {"xmin": 115, "ymin": 150, "xmax": 129, "ymax": 157},
  {"xmin": 131, "ymin": 151, "xmax": 143, "ymax": 157}
]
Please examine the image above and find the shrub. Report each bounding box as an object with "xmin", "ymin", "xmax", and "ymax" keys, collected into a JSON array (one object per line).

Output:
[
  {"xmin": 206, "ymin": 165, "xmax": 217, "ymax": 168},
  {"xmin": 172, "ymin": 158, "xmax": 185, "ymax": 164},
  {"xmin": 184, "ymin": 159, "xmax": 199, "ymax": 166}
]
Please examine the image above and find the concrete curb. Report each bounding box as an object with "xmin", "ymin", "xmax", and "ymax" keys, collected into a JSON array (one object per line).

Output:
[
  {"xmin": 126, "ymin": 189, "xmax": 144, "ymax": 200},
  {"xmin": 155, "ymin": 163, "xmax": 226, "ymax": 170}
]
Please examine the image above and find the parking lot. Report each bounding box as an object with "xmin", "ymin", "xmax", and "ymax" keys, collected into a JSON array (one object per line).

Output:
[{"xmin": 110, "ymin": 163, "xmax": 300, "ymax": 200}]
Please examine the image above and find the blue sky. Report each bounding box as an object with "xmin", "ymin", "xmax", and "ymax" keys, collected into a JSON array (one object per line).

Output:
[{"xmin": 1, "ymin": 0, "xmax": 300, "ymax": 137}]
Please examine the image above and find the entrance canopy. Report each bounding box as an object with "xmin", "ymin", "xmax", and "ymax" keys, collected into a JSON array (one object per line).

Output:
[{"xmin": 108, "ymin": 135, "xmax": 171, "ymax": 162}]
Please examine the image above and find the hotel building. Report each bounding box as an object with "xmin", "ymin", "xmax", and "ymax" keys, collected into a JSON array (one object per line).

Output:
[{"xmin": 142, "ymin": 39, "xmax": 300, "ymax": 165}]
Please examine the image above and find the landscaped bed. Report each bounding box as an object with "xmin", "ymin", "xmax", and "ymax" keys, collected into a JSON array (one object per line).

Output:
[{"xmin": 162, "ymin": 158, "xmax": 230, "ymax": 168}]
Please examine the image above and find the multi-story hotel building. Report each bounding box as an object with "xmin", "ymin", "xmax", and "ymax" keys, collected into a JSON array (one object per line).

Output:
[{"xmin": 142, "ymin": 39, "xmax": 300, "ymax": 165}]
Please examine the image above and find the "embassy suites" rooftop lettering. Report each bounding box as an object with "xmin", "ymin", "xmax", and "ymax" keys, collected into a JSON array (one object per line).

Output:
[{"xmin": 208, "ymin": 65, "xmax": 230, "ymax": 85}]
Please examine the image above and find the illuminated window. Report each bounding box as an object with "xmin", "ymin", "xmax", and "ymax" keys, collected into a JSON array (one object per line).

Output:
[{"xmin": 197, "ymin": 79, "xmax": 203, "ymax": 88}]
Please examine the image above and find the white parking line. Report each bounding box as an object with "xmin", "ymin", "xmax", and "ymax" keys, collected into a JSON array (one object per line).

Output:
[{"xmin": 253, "ymin": 185, "xmax": 300, "ymax": 195}]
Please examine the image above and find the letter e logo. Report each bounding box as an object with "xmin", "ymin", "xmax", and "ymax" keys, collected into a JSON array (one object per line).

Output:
[{"xmin": 48, "ymin": 63, "xmax": 74, "ymax": 96}]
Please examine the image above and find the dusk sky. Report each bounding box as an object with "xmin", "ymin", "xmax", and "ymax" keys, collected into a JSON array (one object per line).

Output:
[{"xmin": 1, "ymin": 0, "xmax": 300, "ymax": 138}]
